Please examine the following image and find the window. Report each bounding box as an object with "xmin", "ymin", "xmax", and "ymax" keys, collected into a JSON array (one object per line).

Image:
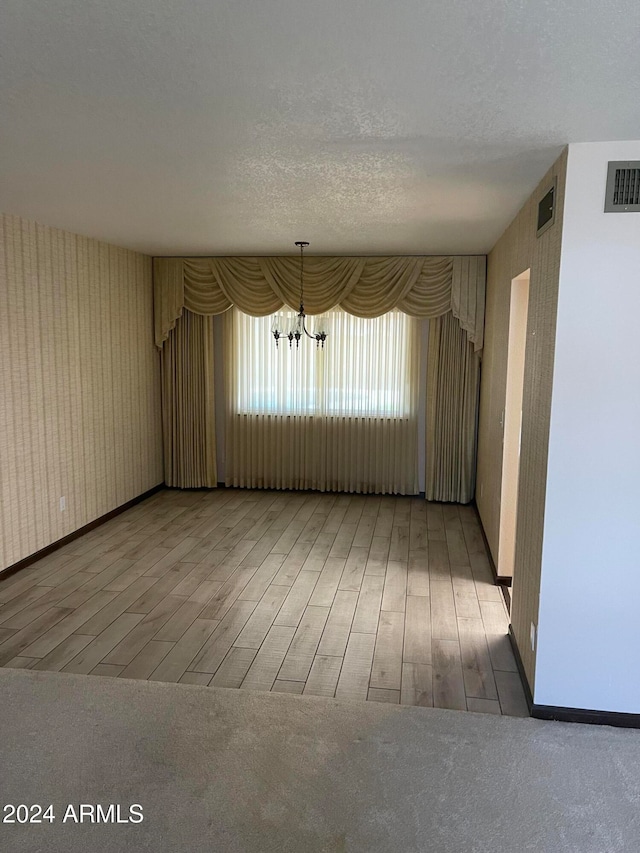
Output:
[{"xmin": 232, "ymin": 308, "xmax": 417, "ymax": 417}]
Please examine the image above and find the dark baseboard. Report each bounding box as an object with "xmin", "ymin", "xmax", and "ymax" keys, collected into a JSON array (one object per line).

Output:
[
  {"xmin": 507, "ymin": 625, "xmax": 534, "ymax": 711},
  {"xmin": 0, "ymin": 483, "xmax": 165, "ymax": 581},
  {"xmin": 500, "ymin": 584, "xmax": 511, "ymax": 612},
  {"xmin": 507, "ymin": 627, "xmax": 640, "ymax": 728},
  {"xmin": 531, "ymin": 704, "xmax": 640, "ymax": 729},
  {"xmin": 471, "ymin": 500, "xmax": 512, "ymax": 587}
]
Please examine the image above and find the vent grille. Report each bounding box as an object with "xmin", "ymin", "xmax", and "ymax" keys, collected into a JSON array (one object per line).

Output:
[{"xmin": 605, "ymin": 162, "xmax": 640, "ymax": 212}]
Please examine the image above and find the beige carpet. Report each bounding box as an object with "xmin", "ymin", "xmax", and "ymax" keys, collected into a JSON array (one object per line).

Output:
[{"xmin": 1, "ymin": 668, "xmax": 639, "ymax": 852}]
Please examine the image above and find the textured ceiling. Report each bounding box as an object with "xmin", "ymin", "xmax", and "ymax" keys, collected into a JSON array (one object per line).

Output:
[{"xmin": 1, "ymin": 0, "xmax": 639, "ymax": 256}]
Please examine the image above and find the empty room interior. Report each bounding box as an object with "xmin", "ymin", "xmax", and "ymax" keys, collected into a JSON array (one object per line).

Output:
[{"xmin": 1, "ymin": 1, "xmax": 640, "ymax": 850}]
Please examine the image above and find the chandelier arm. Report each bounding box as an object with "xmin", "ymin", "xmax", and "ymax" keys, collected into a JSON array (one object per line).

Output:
[{"xmin": 302, "ymin": 318, "xmax": 316, "ymax": 340}]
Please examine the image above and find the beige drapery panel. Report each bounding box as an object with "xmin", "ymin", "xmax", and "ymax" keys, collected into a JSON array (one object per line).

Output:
[
  {"xmin": 153, "ymin": 255, "xmax": 485, "ymax": 352},
  {"xmin": 160, "ymin": 310, "xmax": 217, "ymax": 488},
  {"xmin": 225, "ymin": 309, "xmax": 419, "ymax": 494},
  {"xmin": 426, "ymin": 311, "xmax": 480, "ymax": 503}
]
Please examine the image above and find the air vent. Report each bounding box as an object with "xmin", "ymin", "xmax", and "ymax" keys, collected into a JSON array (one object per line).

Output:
[
  {"xmin": 604, "ymin": 162, "xmax": 640, "ymax": 212},
  {"xmin": 536, "ymin": 178, "xmax": 556, "ymax": 237}
]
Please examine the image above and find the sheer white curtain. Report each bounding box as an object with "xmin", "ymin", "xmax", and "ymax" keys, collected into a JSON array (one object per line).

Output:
[{"xmin": 225, "ymin": 308, "xmax": 419, "ymax": 493}]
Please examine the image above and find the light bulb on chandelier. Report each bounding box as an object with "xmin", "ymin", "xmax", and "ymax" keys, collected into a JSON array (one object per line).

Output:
[{"xmin": 271, "ymin": 241, "xmax": 329, "ymax": 349}]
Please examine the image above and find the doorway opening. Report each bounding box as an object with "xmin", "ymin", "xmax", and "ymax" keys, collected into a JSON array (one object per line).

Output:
[{"xmin": 498, "ymin": 269, "xmax": 530, "ymax": 580}]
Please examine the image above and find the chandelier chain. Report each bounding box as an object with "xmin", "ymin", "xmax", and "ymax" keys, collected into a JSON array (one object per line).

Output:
[
  {"xmin": 300, "ymin": 242, "xmax": 304, "ymax": 307},
  {"xmin": 295, "ymin": 240, "xmax": 308, "ymax": 309}
]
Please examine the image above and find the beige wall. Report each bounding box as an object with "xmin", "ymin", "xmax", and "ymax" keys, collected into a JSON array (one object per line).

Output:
[
  {"xmin": 476, "ymin": 149, "xmax": 567, "ymax": 689},
  {"xmin": 0, "ymin": 214, "xmax": 163, "ymax": 572}
]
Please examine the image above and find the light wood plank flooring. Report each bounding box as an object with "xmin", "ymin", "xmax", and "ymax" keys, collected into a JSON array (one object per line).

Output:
[{"xmin": 0, "ymin": 489, "xmax": 528, "ymax": 716}]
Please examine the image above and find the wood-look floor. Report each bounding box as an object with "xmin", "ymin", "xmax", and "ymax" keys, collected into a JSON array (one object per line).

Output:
[{"xmin": 0, "ymin": 489, "xmax": 528, "ymax": 716}]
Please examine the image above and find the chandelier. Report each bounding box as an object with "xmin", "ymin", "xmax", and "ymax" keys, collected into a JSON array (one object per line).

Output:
[{"xmin": 272, "ymin": 241, "xmax": 328, "ymax": 349}]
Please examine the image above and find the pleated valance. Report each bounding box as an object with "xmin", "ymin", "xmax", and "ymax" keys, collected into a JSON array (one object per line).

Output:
[{"xmin": 153, "ymin": 254, "xmax": 486, "ymax": 352}]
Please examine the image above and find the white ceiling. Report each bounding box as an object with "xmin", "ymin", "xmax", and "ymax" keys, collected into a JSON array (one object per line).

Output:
[{"xmin": 1, "ymin": 0, "xmax": 639, "ymax": 256}]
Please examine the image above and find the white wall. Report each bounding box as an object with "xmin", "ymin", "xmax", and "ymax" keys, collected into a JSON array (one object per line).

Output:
[{"xmin": 535, "ymin": 142, "xmax": 640, "ymax": 713}]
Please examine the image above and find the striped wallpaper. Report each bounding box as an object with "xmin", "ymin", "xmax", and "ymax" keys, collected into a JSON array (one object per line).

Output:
[
  {"xmin": 0, "ymin": 214, "xmax": 163, "ymax": 572},
  {"xmin": 476, "ymin": 149, "xmax": 568, "ymax": 689}
]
